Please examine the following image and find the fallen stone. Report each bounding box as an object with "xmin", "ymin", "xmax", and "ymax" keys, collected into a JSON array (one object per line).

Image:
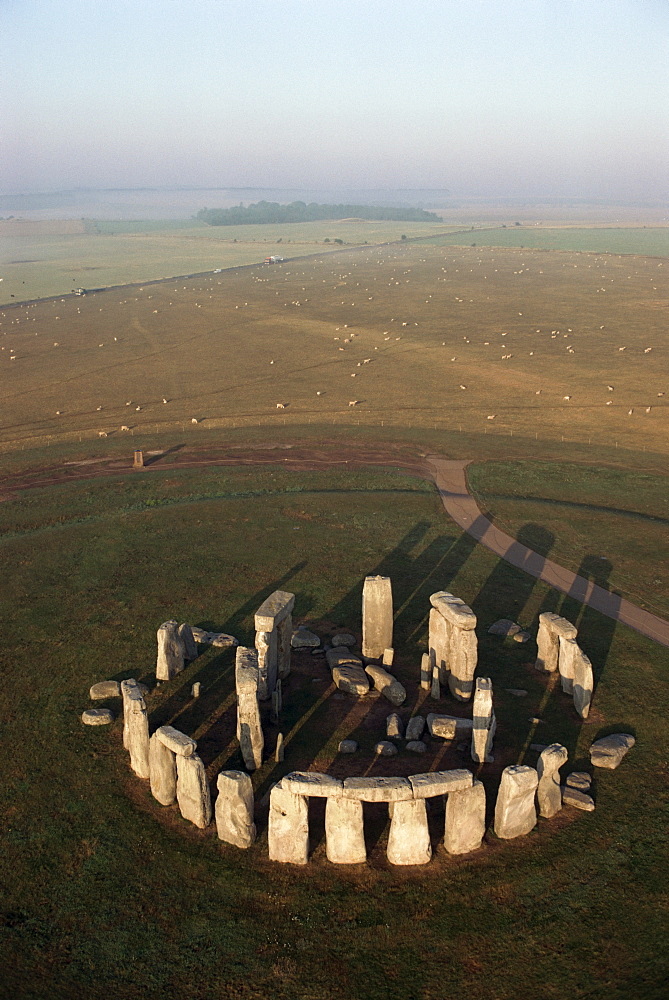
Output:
[
  {"xmin": 268, "ymin": 780, "xmax": 309, "ymax": 864},
  {"xmin": 590, "ymin": 733, "xmax": 635, "ymax": 769},
  {"xmin": 81, "ymin": 708, "xmax": 114, "ymax": 725},
  {"xmin": 387, "ymin": 799, "xmax": 431, "ymax": 865},
  {"xmin": 427, "ymin": 714, "xmax": 473, "ymax": 739},
  {"xmin": 311, "ymin": 647, "xmax": 325, "ymax": 656},
  {"xmin": 529, "ymin": 743, "xmax": 549, "ymax": 752},
  {"xmin": 513, "ymin": 631, "xmax": 531, "ymax": 643},
  {"xmin": 178, "ymin": 623, "xmax": 198, "ymax": 661},
  {"xmin": 326, "ymin": 646, "xmax": 362, "ymax": 668},
  {"xmin": 282, "ymin": 772, "xmax": 343, "ymax": 798},
  {"xmin": 386, "ymin": 713, "xmax": 404, "ymax": 739},
  {"xmin": 488, "ymin": 619, "xmax": 521, "ymax": 636},
  {"xmin": 339, "ymin": 739, "xmax": 358, "ymax": 754},
  {"xmin": 215, "ymin": 770, "xmax": 256, "ymax": 848},
  {"xmin": 505, "ymin": 688, "xmax": 528, "ymax": 697},
  {"xmin": 374, "ymin": 740, "xmax": 398, "ymax": 756},
  {"xmin": 406, "ymin": 740, "xmax": 427, "ymax": 753},
  {"xmin": 409, "ymin": 770, "xmax": 473, "ymax": 799},
  {"xmin": 156, "ymin": 620, "xmax": 186, "ymax": 681},
  {"xmin": 149, "ymin": 733, "xmax": 177, "ymax": 805},
  {"xmin": 325, "ymin": 795, "xmax": 367, "ymax": 864},
  {"xmin": 275, "ymin": 732, "xmax": 285, "ymax": 762},
  {"xmin": 365, "ymin": 665, "xmax": 405, "ymax": 706},
  {"xmin": 291, "ymin": 627, "xmax": 320, "ymax": 648},
  {"xmin": 176, "ymin": 753, "xmax": 212, "ymax": 828},
  {"xmin": 332, "ymin": 663, "xmax": 370, "ymax": 696},
  {"xmin": 342, "ymin": 776, "xmax": 413, "ymax": 803},
  {"xmin": 208, "ymin": 632, "xmax": 238, "ymax": 648},
  {"xmin": 445, "ymin": 779, "xmax": 486, "ymax": 855},
  {"xmin": 190, "ymin": 625, "xmax": 209, "ymax": 642},
  {"xmin": 494, "ymin": 765, "xmax": 538, "ymax": 839},
  {"xmin": 405, "ymin": 715, "xmax": 425, "ymax": 741},
  {"xmin": 156, "ymin": 725, "xmax": 197, "ymax": 757},
  {"xmin": 89, "ymin": 680, "xmax": 121, "ymax": 700},
  {"xmin": 565, "ymin": 771, "xmax": 592, "ymax": 791},
  {"xmin": 536, "ymin": 743, "xmax": 568, "ymax": 819},
  {"xmin": 332, "ymin": 632, "xmax": 356, "ymax": 647},
  {"xmin": 562, "ymin": 786, "xmax": 595, "ymax": 811},
  {"xmin": 362, "ymin": 575, "xmax": 393, "ymax": 660}
]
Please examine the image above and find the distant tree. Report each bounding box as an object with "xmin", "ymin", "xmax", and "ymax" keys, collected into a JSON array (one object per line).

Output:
[
  {"xmin": 324, "ymin": 238, "xmax": 330, "ymax": 242},
  {"xmin": 334, "ymin": 238, "xmax": 344, "ymax": 245},
  {"xmin": 401, "ymin": 234, "xmax": 407, "ymax": 240},
  {"xmin": 515, "ymin": 221, "xmax": 521, "ymax": 226}
]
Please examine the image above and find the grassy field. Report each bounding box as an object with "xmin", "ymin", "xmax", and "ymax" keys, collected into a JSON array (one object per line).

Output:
[
  {"xmin": 0, "ymin": 219, "xmax": 457, "ymax": 304},
  {"xmin": 468, "ymin": 460, "xmax": 669, "ymax": 619},
  {"xmin": 1, "ymin": 461, "xmax": 667, "ymax": 999},
  {"xmin": 1, "ymin": 241, "xmax": 667, "ymax": 455},
  {"xmin": 416, "ymin": 226, "xmax": 669, "ymax": 256}
]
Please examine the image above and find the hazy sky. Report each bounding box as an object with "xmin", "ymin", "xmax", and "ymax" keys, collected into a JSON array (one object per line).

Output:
[{"xmin": 2, "ymin": 0, "xmax": 667, "ymax": 200}]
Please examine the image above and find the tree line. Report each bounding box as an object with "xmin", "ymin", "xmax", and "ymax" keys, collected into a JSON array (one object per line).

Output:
[{"xmin": 196, "ymin": 201, "xmax": 441, "ymax": 226}]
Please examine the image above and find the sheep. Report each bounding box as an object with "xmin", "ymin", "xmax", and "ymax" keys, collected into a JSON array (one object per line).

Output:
[
  {"xmin": 563, "ymin": 396, "xmax": 571, "ymax": 401},
  {"xmin": 607, "ymin": 386, "xmax": 614, "ymax": 391},
  {"xmin": 121, "ymin": 425, "xmax": 130, "ymax": 431},
  {"xmin": 645, "ymin": 347, "xmax": 653, "ymax": 353},
  {"xmin": 98, "ymin": 431, "xmax": 107, "ymax": 438},
  {"xmin": 162, "ymin": 398, "xmax": 168, "ymax": 404},
  {"xmin": 276, "ymin": 403, "xmax": 287, "ymax": 409},
  {"xmin": 459, "ymin": 385, "xmax": 467, "ymax": 390},
  {"xmin": 487, "ymin": 415, "xmax": 496, "ymax": 420},
  {"xmin": 191, "ymin": 417, "xmax": 198, "ymax": 424},
  {"xmin": 348, "ymin": 400, "xmax": 360, "ymax": 407}
]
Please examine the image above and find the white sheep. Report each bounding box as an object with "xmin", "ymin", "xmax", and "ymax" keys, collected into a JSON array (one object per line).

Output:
[
  {"xmin": 276, "ymin": 403, "xmax": 286, "ymax": 409},
  {"xmin": 98, "ymin": 431, "xmax": 107, "ymax": 437},
  {"xmin": 121, "ymin": 425, "xmax": 130, "ymax": 431},
  {"xmin": 191, "ymin": 417, "xmax": 198, "ymax": 424},
  {"xmin": 348, "ymin": 400, "xmax": 360, "ymax": 407}
]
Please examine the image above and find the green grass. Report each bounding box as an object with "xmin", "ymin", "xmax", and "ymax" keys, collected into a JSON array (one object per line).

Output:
[
  {"xmin": 468, "ymin": 459, "xmax": 669, "ymax": 618},
  {"xmin": 1, "ymin": 242, "xmax": 667, "ymax": 457},
  {"xmin": 415, "ymin": 226, "xmax": 669, "ymax": 257},
  {"xmin": 1, "ymin": 462, "xmax": 668, "ymax": 998}
]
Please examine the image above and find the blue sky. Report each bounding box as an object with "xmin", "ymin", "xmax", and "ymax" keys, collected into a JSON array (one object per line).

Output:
[{"xmin": 1, "ymin": 0, "xmax": 667, "ymax": 199}]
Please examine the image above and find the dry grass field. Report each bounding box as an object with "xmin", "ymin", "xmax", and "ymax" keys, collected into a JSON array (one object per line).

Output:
[{"xmin": 1, "ymin": 239, "xmax": 667, "ymax": 455}]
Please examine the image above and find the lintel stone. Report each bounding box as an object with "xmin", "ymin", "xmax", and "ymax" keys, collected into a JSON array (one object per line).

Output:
[
  {"xmin": 254, "ymin": 591, "xmax": 295, "ymax": 631},
  {"xmin": 409, "ymin": 769, "xmax": 473, "ymax": 798},
  {"xmin": 282, "ymin": 772, "xmax": 343, "ymax": 798},
  {"xmin": 342, "ymin": 776, "xmax": 413, "ymax": 803}
]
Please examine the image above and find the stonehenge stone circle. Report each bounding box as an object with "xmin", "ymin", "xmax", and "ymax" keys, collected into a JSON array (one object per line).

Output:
[
  {"xmin": 176, "ymin": 753, "xmax": 212, "ymax": 828},
  {"xmin": 156, "ymin": 620, "xmax": 186, "ymax": 681},
  {"xmin": 471, "ymin": 677, "xmax": 496, "ymax": 763},
  {"xmin": 325, "ymin": 796, "xmax": 367, "ymax": 864},
  {"xmin": 235, "ymin": 646, "xmax": 264, "ymax": 771},
  {"xmin": 387, "ymin": 799, "xmax": 432, "ymax": 865},
  {"xmin": 268, "ymin": 780, "xmax": 309, "ymax": 864},
  {"xmin": 365, "ymin": 663, "xmax": 406, "ymax": 705},
  {"xmin": 215, "ymin": 770, "xmax": 256, "ymax": 848},
  {"xmin": 494, "ymin": 765, "xmax": 539, "ymax": 839},
  {"xmin": 445, "ymin": 779, "xmax": 486, "ymax": 855},
  {"xmin": 429, "ymin": 591, "xmax": 478, "ymax": 701},
  {"xmin": 536, "ymin": 743, "xmax": 569, "ymax": 818},
  {"xmin": 255, "ymin": 590, "xmax": 295, "ymax": 699},
  {"xmin": 362, "ymin": 575, "xmax": 393, "ymax": 660},
  {"xmin": 149, "ymin": 732, "xmax": 177, "ymax": 805}
]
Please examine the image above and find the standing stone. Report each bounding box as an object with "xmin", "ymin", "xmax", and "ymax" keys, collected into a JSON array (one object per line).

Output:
[
  {"xmin": 536, "ymin": 743, "xmax": 568, "ymax": 818},
  {"xmin": 536, "ymin": 613, "xmax": 577, "ymax": 672},
  {"xmin": 405, "ymin": 715, "xmax": 425, "ymax": 741},
  {"xmin": 176, "ymin": 753, "xmax": 212, "ymax": 828},
  {"xmin": 386, "ymin": 713, "xmax": 404, "ymax": 738},
  {"xmin": 268, "ymin": 780, "xmax": 309, "ymax": 864},
  {"xmin": 178, "ymin": 623, "xmax": 198, "ymax": 662},
  {"xmin": 572, "ymin": 646, "xmax": 594, "ymax": 720},
  {"xmin": 125, "ymin": 687, "xmax": 150, "ymax": 779},
  {"xmin": 255, "ymin": 591, "xmax": 295, "ymax": 699},
  {"xmin": 215, "ymin": 770, "xmax": 256, "ymax": 848},
  {"xmin": 121, "ymin": 678, "xmax": 141, "ymax": 749},
  {"xmin": 191, "ymin": 682, "xmax": 201, "ymax": 698},
  {"xmin": 235, "ymin": 646, "xmax": 264, "ymax": 770},
  {"xmin": 325, "ymin": 796, "xmax": 366, "ymax": 864},
  {"xmin": 420, "ymin": 652, "xmax": 432, "ymax": 690},
  {"xmin": 445, "ymin": 779, "xmax": 486, "ymax": 855},
  {"xmin": 387, "ymin": 799, "xmax": 432, "ymax": 865},
  {"xmin": 429, "ymin": 592, "xmax": 478, "ymax": 701},
  {"xmin": 558, "ymin": 636, "xmax": 577, "ymax": 694},
  {"xmin": 275, "ymin": 732, "xmax": 285, "ymax": 762},
  {"xmin": 362, "ymin": 575, "xmax": 393, "ymax": 660},
  {"xmin": 471, "ymin": 677, "xmax": 496, "ymax": 763},
  {"xmin": 431, "ymin": 662, "xmax": 441, "ymax": 700},
  {"xmin": 365, "ymin": 664, "xmax": 406, "ymax": 705},
  {"xmin": 382, "ymin": 648, "xmax": 394, "ymax": 667},
  {"xmin": 270, "ymin": 688, "xmax": 280, "ymax": 725},
  {"xmin": 494, "ymin": 765, "xmax": 539, "ymax": 839},
  {"xmin": 156, "ymin": 620, "xmax": 186, "ymax": 681},
  {"xmin": 448, "ymin": 628, "xmax": 478, "ymax": 701},
  {"xmin": 429, "ymin": 606, "xmax": 451, "ymax": 683},
  {"xmin": 149, "ymin": 733, "xmax": 177, "ymax": 805}
]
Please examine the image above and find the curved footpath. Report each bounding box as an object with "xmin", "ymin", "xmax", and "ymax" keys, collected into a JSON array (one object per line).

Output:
[{"xmin": 427, "ymin": 456, "xmax": 669, "ymax": 649}]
